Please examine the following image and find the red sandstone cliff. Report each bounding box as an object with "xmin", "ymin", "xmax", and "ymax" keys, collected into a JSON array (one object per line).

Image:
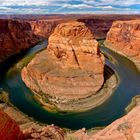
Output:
[
  {"xmin": 28, "ymin": 15, "xmax": 140, "ymax": 40},
  {"xmin": 0, "ymin": 109, "xmax": 24, "ymax": 140},
  {"xmin": 0, "ymin": 19, "xmax": 41, "ymax": 62},
  {"xmin": 106, "ymin": 20, "xmax": 140, "ymax": 70}
]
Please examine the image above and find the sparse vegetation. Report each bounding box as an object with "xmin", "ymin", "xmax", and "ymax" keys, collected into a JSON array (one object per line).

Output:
[{"xmin": 0, "ymin": 90, "xmax": 10, "ymax": 104}]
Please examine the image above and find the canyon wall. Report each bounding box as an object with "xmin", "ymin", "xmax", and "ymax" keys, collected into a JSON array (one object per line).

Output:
[
  {"xmin": 0, "ymin": 19, "xmax": 41, "ymax": 62},
  {"xmin": 28, "ymin": 15, "xmax": 140, "ymax": 40},
  {"xmin": 78, "ymin": 18, "xmax": 112, "ymax": 39},
  {"xmin": 29, "ymin": 18, "xmax": 112, "ymax": 39},
  {"xmin": 0, "ymin": 109, "xmax": 24, "ymax": 140},
  {"xmin": 106, "ymin": 20, "xmax": 140, "ymax": 70},
  {"xmin": 29, "ymin": 20, "xmax": 62, "ymax": 38}
]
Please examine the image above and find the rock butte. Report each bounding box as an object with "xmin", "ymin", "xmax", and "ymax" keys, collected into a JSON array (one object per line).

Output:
[
  {"xmin": 0, "ymin": 109, "xmax": 24, "ymax": 140},
  {"xmin": 22, "ymin": 21, "xmax": 105, "ymax": 111},
  {"xmin": 106, "ymin": 20, "xmax": 140, "ymax": 70},
  {"xmin": 0, "ymin": 19, "xmax": 41, "ymax": 62}
]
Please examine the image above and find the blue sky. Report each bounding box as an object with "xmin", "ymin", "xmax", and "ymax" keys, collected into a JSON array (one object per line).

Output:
[{"xmin": 0, "ymin": 0, "xmax": 140, "ymax": 14}]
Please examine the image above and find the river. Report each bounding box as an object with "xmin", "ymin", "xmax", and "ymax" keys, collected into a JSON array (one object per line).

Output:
[{"xmin": 0, "ymin": 40, "xmax": 140, "ymax": 129}]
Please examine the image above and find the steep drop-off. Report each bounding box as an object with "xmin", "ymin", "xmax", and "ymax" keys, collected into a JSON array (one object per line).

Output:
[
  {"xmin": 29, "ymin": 18, "xmax": 112, "ymax": 40},
  {"xmin": 0, "ymin": 19, "xmax": 41, "ymax": 62},
  {"xmin": 29, "ymin": 20, "xmax": 62, "ymax": 38},
  {"xmin": 106, "ymin": 20, "xmax": 140, "ymax": 70}
]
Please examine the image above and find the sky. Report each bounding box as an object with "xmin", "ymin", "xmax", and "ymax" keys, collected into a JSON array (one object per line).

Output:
[{"xmin": 0, "ymin": 0, "xmax": 140, "ymax": 14}]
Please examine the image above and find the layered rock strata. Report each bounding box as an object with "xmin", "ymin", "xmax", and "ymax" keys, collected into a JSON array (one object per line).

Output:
[
  {"xmin": 0, "ymin": 19, "xmax": 41, "ymax": 62},
  {"xmin": 22, "ymin": 21, "xmax": 105, "ymax": 111},
  {"xmin": 28, "ymin": 15, "xmax": 140, "ymax": 40},
  {"xmin": 106, "ymin": 20, "xmax": 140, "ymax": 70},
  {"xmin": 29, "ymin": 20, "xmax": 61, "ymax": 38}
]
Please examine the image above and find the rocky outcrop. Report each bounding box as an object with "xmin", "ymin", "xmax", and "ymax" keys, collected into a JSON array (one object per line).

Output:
[
  {"xmin": 68, "ymin": 104, "xmax": 140, "ymax": 140},
  {"xmin": 23, "ymin": 125, "xmax": 65, "ymax": 140},
  {"xmin": 0, "ymin": 109, "xmax": 24, "ymax": 140},
  {"xmin": 29, "ymin": 20, "xmax": 62, "ymax": 38},
  {"xmin": 22, "ymin": 21, "xmax": 105, "ymax": 111},
  {"xmin": 0, "ymin": 19, "xmax": 41, "ymax": 62},
  {"xmin": 106, "ymin": 20, "xmax": 140, "ymax": 70}
]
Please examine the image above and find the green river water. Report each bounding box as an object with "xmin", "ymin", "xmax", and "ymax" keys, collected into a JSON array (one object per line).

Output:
[{"xmin": 0, "ymin": 40, "xmax": 140, "ymax": 129}]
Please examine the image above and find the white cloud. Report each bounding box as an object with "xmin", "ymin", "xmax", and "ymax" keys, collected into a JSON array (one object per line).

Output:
[
  {"xmin": 0, "ymin": 0, "xmax": 139, "ymax": 14},
  {"xmin": 0, "ymin": 0, "xmax": 71, "ymax": 6},
  {"xmin": 83, "ymin": 0, "xmax": 140, "ymax": 6}
]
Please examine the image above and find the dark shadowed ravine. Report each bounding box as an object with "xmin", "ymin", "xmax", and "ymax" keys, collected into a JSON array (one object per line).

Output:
[{"xmin": 0, "ymin": 40, "xmax": 140, "ymax": 129}]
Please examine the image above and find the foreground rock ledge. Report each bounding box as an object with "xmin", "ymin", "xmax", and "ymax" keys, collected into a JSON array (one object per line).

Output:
[
  {"xmin": 106, "ymin": 20, "xmax": 140, "ymax": 71},
  {"xmin": 22, "ymin": 21, "xmax": 106, "ymax": 112},
  {"xmin": 0, "ymin": 109, "xmax": 24, "ymax": 140}
]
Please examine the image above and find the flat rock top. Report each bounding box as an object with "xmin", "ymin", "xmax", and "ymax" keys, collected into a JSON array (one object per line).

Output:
[{"xmin": 22, "ymin": 21, "xmax": 104, "ymax": 101}]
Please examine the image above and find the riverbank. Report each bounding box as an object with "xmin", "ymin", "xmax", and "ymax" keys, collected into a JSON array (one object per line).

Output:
[
  {"xmin": 125, "ymin": 95, "xmax": 140, "ymax": 113},
  {"xmin": 32, "ymin": 66, "xmax": 117, "ymax": 113},
  {"xmin": 105, "ymin": 42, "xmax": 140, "ymax": 71}
]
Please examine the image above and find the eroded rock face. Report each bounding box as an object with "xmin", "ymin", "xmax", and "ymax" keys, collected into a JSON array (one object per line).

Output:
[
  {"xmin": 0, "ymin": 109, "xmax": 24, "ymax": 140},
  {"xmin": 23, "ymin": 125, "xmax": 65, "ymax": 140},
  {"xmin": 0, "ymin": 19, "xmax": 41, "ymax": 62},
  {"xmin": 30, "ymin": 20, "xmax": 61, "ymax": 38},
  {"xmin": 106, "ymin": 20, "xmax": 140, "ymax": 70},
  {"xmin": 22, "ymin": 21, "xmax": 104, "ymax": 106}
]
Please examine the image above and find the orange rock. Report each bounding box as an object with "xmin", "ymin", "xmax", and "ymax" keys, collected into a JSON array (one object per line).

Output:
[
  {"xmin": 22, "ymin": 21, "xmax": 104, "ymax": 106},
  {"xmin": 106, "ymin": 20, "xmax": 140, "ymax": 70}
]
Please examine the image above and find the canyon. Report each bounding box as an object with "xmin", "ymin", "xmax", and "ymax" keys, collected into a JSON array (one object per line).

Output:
[
  {"xmin": 21, "ymin": 21, "xmax": 112, "ymax": 112},
  {"xmin": 0, "ymin": 15, "xmax": 140, "ymax": 140},
  {"xmin": 106, "ymin": 20, "xmax": 140, "ymax": 70}
]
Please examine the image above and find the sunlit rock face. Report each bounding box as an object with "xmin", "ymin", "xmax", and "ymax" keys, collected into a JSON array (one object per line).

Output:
[
  {"xmin": 106, "ymin": 20, "xmax": 140, "ymax": 70},
  {"xmin": 0, "ymin": 19, "xmax": 41, "ymax": 62},
  {"xmin": 22, "ymin": 21, "xmax": 104, "ymax": 104},
  {"xmin": 0, "ymin": 109, "xmax": 24, "ymax": 140}
]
